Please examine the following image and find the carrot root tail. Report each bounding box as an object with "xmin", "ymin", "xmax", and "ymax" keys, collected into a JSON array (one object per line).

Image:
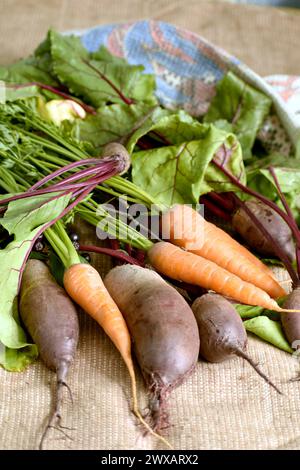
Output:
[
  {"xmin": 129, "ymin": 368, "xmax": 173, "ymax": 449},
  {"xmin": 278, "ymin": 308, "xmax": 300, "ymax": 313}
]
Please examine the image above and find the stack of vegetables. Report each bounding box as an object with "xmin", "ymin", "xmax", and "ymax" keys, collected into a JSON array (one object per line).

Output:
[{"xmin": 1, "ymin": 30, "xmax": 300, "ymax": 449}]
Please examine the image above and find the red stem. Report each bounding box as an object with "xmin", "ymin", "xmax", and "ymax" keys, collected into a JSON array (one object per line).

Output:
[
  {"xmin": 15, "ymin": 154, "xmax": 127, "ymax": 290},
  {"xmin": 109, "ymin": 239, "xmax": 120, "ymax": 251},
  {"xmin": 212, "ymin": 158, "xmax": 300, "ymax": 248},
  {"xmin": 8, "ymin": 82, "xmax": 97, "ymax": 115},
  {"xmin": 29, "ymin": 158, "xmax": 102, "ymax": 191},
  {"xmin": 17, "ymin": 182, "xmax": 96, "ymax": 291},
  {"xmin": 297, "ymin": 247, "xmax": 300, "ymax": 279},
  {"xmin": 135, "ymin": 249, "xmax": 146, "ymax": 265},
  {"xmin": 150, "ymin": 131, "xmax": 172, "ymax": 146},
  {"xmin": 268, "ymin": 166, "xmax": 298, "ymax": 229},
  {"xmin": 0, "ymin": 186, "xmax": 73, "ymax": 206},
  {"xmin": 0, "ymin": 158, "xmax": 121, "ymax": 207},
  {"xmin": 268, "ymin": 165, "xmax": 300, "ymax": 279},
  {"xmin": 125, "ymin": 243, "xmax": 132, "ymax": 256},
  {"xmin": 231, "ymin": 193, "xmax": 299, "ymax": 286},
  {"xmin": 137, "ymin": 136, "xmax": 156, "ymax": 150},
  {"xmin": 79, "ymin": 244, "xmax": 142, "ymax": 266},
  {"xmin": 82, "ymin": 59, "xmax": 134, "ymax": 105},
  {"xmin": 208, "ymin": 192, "xmax": 235, "ymax": 213},
  {"xmin": 200, "ymin": 196, "xmax": 232, "ymax": 221}
]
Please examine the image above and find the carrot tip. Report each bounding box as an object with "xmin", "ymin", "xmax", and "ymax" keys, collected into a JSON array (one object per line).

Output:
[
  {"xmin": 133, "ymin": 409, "xmax": 173, "ymax": 449},
  {"xmin": 278, "ymin": 308, "xmax": 300, "ymax": 313},
  {"xmin": 129, "ymin": 366, "xmax": 173, "ymax": 449}
]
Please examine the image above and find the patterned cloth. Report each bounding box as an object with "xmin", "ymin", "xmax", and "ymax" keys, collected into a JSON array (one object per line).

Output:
[{"xmin": 69, "ymin": 20, "xmax": 300, "ymax": 155}]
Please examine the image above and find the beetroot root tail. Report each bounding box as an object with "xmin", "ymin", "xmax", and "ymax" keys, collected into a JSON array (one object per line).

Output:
[
  {"xmin": 235, "ymin": 349, "xmax": 283, "ymax": 395},
  {"xmin": 39, "ymin": 361, "xmax": 73, "ymax": 450},
  {"xmin": 150, "ymin": 396, "xmax": 170, "ymax": 434},
  {"xmin": 289, "ymin": 370, "xmax": 300, "ymax": 383},
  {"xmin": 147, "ymin": 384, "xmax": 170, "ymax": 435}
]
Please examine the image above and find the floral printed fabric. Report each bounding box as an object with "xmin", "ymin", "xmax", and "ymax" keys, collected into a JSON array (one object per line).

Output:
[{"xmin": 71, "ymin": 20, "xmax": 300, "ymax": 154}]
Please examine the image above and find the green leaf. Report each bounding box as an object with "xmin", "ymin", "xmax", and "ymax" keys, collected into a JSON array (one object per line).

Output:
[
  {"xmin": 145, "ymin": 111, "xmax": 209, "ymax": 144},
  {"xmin": 204, "ymin": 72, "xmax": 272, "ymax": 159},
  {"xmin": 260, "ymin": 257, "xmax": 285, "ymax": 267},
  {"xmin": 48, "ymin": 251, "xmax": 65, "ymax": 287},
  {"xmin": 0, "ymin": 192, "xmax": 70, "ymax": 370},
  {"xmin": 50, "ymin": 30, "xmax": 157, "ymax": 107},
  {"xmin": 244, "ymin": 316, "xmax": 293, "ymax": 353},
  {"xmin": 0, "ymin": 53, "xmax": 57, "ymax": 87},
  {"xmin": 3, "ymin": 85, "xmax": 40, "ymax": 102},
  {"xmin": 126, "ymin": 107, "xmax": 172, "ymax": 153},
  {"xmin": 0, "ymin": 344, "xmax": 38, "ymax": 372},
  {"xmin": 246, "ymin": 157, "xmax": 300, "ymax": 222},
  {"xmin": 0, "ymin": 32, "xmax": 55, "ymax": 97},
  {"xmin": 29, "ymin": 251, "xmax": 48, "ymax": 261},
  {"xmin": 259, "ymin": 167, "xmax": 300, "ymax": 194},
  {"xmin": 131, "ymin": 119, "xmax": 245, "ymax": 206},
  {"xmin": 1, "ymin": 192, "xmax": 69, "ymax": 237},
  {"xmin": 211, "ymin": 119, "xmax": 234, "ymax": 134},
  {"xmin": 74, "ymin": 103, "xmax": 158, "ymax": 151},
  {"xmin": 0, "ymin": 99, "xmax": 90, "ymax": 163},
  {"xmin": 236, "ymin": 297, "xmax": 284, "ymax": 321},
  {"xmin": 235, "ymin": 304, "xmax": 265, "ymax": 319},
  {"xmin": 90, "ymin": 46, "xmax": 128, "ymax": 65},
  {"xmin": 33, "ymin": 31, "xmax": 55, "ymax": 76}
]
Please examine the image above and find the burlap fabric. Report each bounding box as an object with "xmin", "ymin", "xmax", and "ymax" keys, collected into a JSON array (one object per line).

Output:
[
  {"xmin": 1, "ymin": 0, "xmax": 300, "ymax": 75},
  {"xmin": 1, "ymin": 0, "xmax": 300, "ymax": 450}
]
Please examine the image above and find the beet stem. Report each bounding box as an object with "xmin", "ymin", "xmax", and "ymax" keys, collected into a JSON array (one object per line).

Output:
[
  {"xmin": 82, "ymin": 59, "xmax": 134, "ymax": 105},
  {"xmin": 29, "ymin": 157, "xmax": 118, "ymax": 192},
  {"xmin": 150, "ymin": 131, "xmax": 172, "ymax": 146},
  {"xmin": 235, "ymin": 349, "xmax": 283, "ymax": 395},
  {"xmin": 230, "ymin": 193, "xmax": 299, "ymax": 286},
  {"xmin": 207, "ymin": 192, "xmax": 235, "ymax": 213},
  {"xmin": 212, "ymin": 158, "xmax": 300, "ymax": 248},
  {"xmin": 9, "ymin": 82, "xmax": 97, "ymax": 114},
  {"xmin": 79, "ymin": 244, "xmax": 143, "ymax": 266},
  {"xmin": 201, "ymin": 196, "xmax": 232, "ymax": 221},
  {"xmin": 268, "ymin": 166, "xmax": 300, "ymax": 279},
  {"xmin": 137, "ymin": 137, "xmax": 156, "ymax": 150},
  {"xmin": 268, "ymin": 167, "xmax": 295, "ymax": 222}
]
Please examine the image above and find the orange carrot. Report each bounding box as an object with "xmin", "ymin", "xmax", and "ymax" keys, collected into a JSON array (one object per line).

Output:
[
  {"xmin": 63, "ymin": 263, "xmax": 172, "ymax": 448},
  {"xmin": 161, "ymin": 205, "xmax": 285, "ymax": 299},
  {"xmin": 206, "ymin": 220, "xmax": 272, "ymax": 274},
  {"xmin": 148, "ymin": 242, "xmax": 294, "ymax": 312}
]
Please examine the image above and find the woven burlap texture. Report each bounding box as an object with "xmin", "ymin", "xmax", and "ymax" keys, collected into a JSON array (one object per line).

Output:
[
  {"xmin": 1, "ymin": 0, "xmax": 300, "ymax": 75},
  {"xmin": 1, "ymin": 0, "xmax": 300, "ymax": 450},
  {"xmin": 1, "ymin": 219, "xmax": 299, "ymax": 450}
]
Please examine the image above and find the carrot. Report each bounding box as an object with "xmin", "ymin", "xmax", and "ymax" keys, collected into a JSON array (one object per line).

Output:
[
  {"xmin": 206, "ymin": 221, "xmax": 272, "ymax": 274},
  {"xmin": 162, "ymin": 204, "xmax": 272, "ymax": 274},
  {"xmin": 46, "ymin": 222, "xmax": 171, "ymax": 448},
  {"xmin": 148, "ymin": 241, "xmax": 299, "ymax": 313},
  {"xmin": 63, "ymin": 263, "xmax": 134, "ymax": 374},
  {"xmin": 161, "ymin": 204, "xmax": 285, "ymax": 299},
  {"xmin": 63, "ymin": 264, "xmax": 171, "ymax": 447}
]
